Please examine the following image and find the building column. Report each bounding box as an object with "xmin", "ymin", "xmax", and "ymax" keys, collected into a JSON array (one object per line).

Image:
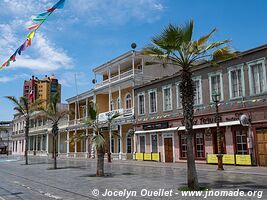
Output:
[
  {"xmin": 109, "ymin": 86, "xmax": 111, "ymax": 111},
  {"xmin": 66, "ymin": 131, "xmax": 70, "ymax": 156},
  {"xmin": 74, "ymin": 129, "xmax": 77, "ymax": 158},
  {"xmin": 85, "ymin": 129, "xmax": 89, "ymax": 158},
  {"xmin": 132, "ymin": 50, "xmax": 135, "ymax": 76},
  {"xmin": 58, "ymin": 132, "xmax": 61, "ymax": 155},
  {"xmin": 133, "ymin": 133, "xmax": 136, "ymax": 153},
  {"xmin": 33, "ymin": 136, "xmax": 36, "ymax": 151},
  {"xmin": 75, "ymin": 102, "xmax": 77, "ymax": 122},
  {"xmin": 46, "ymin": 134, "xmax": 49, "ymax": 154},
  {"xmin": 86, "ymin": 98, "xmax": 88, "ymax": 118},
  {"xmin": 119, "ymin": 125, "xmax": 122, "ymax": 160},
  {"xmin": 118, "ymin": 64, "xmax": 121, "ymax": 79},
  {"xmin": 40, "ymin": 135, "xmax": 43, "ymax": 152},
  {"xmin": 119, "ymin": 86, "xmax": 121, "ymax": 109}
]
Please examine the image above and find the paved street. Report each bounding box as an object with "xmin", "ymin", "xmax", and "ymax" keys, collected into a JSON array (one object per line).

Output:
[{"xmin": 0, "ymin": 156, "xmax": 266, "ymax": 200}]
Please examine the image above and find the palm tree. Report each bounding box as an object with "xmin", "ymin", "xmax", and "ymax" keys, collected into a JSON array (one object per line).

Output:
[
  {"xmin": 85, "ymin": 101, "xmax": 120, "ymax": 176},
  {"xmin": 38, "ymin": 93, "xmax": 68, "ymax": 169},
  {"xmin": 144, "ymin": 20, "xmax": 235, "ymax": 190},
  {"xmin": 5, "ymin": 96, "xmax": 41, "ymax": 164}
]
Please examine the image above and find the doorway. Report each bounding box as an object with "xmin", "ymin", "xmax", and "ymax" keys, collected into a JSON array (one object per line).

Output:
[
  {"xmin": 164, "ymin": 138, "xmax": 173, "ymax": 162},
  {"xmin": 256, "ymin": 129, "xmax": 267, "ymax": 166}
]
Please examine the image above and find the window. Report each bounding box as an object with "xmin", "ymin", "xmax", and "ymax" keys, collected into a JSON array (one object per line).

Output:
[
  {"xmin": 116, "ymin": 97, "xmax": 121, "ymax": 109},
  {"xmin": 248, "ymin": 59, "xmax": 266, "ymax": 95},
  {"xmin": 228, "ymin": 65, "xmax": 244, "ymax": 99},
  {"xmin": 193, "ymin": 78, "xmax": 202, "ymax": 105},
  {"xmin": 127, "ymin": 136, "xmax": 132, "ymax": 153},
  {"xmin": 209, "ymin": 72, "xmax": 223, "ymax": 102},
  {"xmin": 110, "ymin": 99, "xmax": 114, "ymax": 111},
  {"xmin": 180, "ymin": 134, "xmax": 187, "ymax": 158},
  {"xmin": 151, "ymin": 134, "xmax": 158, "ymax": 153},
  {"xmin": 138, "ymin": 93, "xmax": 145, "ymax": 115},
  {"xmin": 162, "ymin": 85, "xmax": 172, "ymax": 111},
  {"xmin": 139, "ymin": 135, "xmax": 146, "ymax": 153},
  {"xmin": 125, "ymin": 93, "xmax": 132, "ymax": 109},
  {"xmin": 176, "ymin": 82, "xmax": 182, "ymax": 108},
  {"xmin": 195, "ymin": 133, "xmax": 204, "ymax": 158},
  {"xmin": 235, "ymin": 130, "xmax": 248, "ymax": 154},
  {"xmin": 148, "ymin": 89, "xmax": 157, "ymax": 113}
]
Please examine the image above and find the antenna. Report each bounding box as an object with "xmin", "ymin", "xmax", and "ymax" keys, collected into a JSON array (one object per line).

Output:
[{"xmin": 74, "ymin": 73, "xmax": 80, "ymax": 120}]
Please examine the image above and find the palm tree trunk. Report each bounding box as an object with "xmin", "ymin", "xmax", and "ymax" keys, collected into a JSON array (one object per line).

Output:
[
  {"xmin": 180, "ymin": 69, "xmax": 199, "ymax": 190},
  {"xmin": 53, "ymin": 134, "xmax": 57, "ymax": 169},
  {"xmin": 96, "ymin": 147, "xmax": 105, "ymax": 177},
  {"xmin": 25, "ymin": 116, "xmax": 29, "ymax": 165}
]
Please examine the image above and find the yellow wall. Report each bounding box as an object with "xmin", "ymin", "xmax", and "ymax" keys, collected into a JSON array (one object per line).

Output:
[{"xmin": 96, "ymin": 94, "xmax": 109, "ymax": 113}]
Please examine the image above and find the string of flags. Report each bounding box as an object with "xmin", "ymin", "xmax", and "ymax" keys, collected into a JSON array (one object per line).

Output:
[
  {"xmin": 0, "ymin": 0, "xmax": 65, "ymax": 71},
  {"xmin": 138, "ymin": 97, "xmax": 267, "ymax": 122}
]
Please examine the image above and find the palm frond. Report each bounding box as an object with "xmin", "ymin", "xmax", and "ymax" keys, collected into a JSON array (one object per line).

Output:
[
  {"xmin": 197, "ymin": 28, "xmax": 216, "ymax": 46},
  {"xmin": 92, "ymin": 134, "xmax": 105, "ymax": 149},
  {"xmin": 181, "ymin": 20, "xmax": 194, "ymax": 43},
  {"xmin": 212, "ymin": 46, "xmax": 237, "ymax": 61},
  {"xmin": 5, "ymin": 96, "xmax": 26, "ymax": 115}
]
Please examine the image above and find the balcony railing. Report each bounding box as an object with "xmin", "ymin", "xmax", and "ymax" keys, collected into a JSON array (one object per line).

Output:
[
  {"xmin": 95, "ymin": 69, "xmax": 142, "ymax": 89},
  {"xmin": 98, "ymin": 108, "xmax": 134, "ymax": 122}
]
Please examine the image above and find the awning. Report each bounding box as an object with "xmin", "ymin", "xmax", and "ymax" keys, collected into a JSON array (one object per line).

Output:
[
  {"xmin": 135, "ymin": 127, "xmax": 179, "ymax": 134},
  {"xmin": 178, "ymin": 120, "xmax": 240, "ymax": 131}
]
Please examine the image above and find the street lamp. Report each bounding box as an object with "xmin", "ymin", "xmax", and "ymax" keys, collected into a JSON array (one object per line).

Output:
[{"xmin": 212, "ymin": 90, "xmax": 224, "ymax": 170}]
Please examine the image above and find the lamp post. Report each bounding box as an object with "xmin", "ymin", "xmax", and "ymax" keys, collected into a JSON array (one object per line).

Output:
[{"xmin": 212, "ymin": 91, "xmax": 224, "ymax": 170}]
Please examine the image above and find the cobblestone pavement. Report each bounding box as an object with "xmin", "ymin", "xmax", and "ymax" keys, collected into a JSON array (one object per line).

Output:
[{"xmin": 0, "ymin": 156, "xmax": 266, "ymax": 200}]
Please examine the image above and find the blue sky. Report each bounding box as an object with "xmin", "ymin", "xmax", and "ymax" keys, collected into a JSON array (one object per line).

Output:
[{"xmin": 1, "ymin": 0, "xmax": 267, "ymax": 121}]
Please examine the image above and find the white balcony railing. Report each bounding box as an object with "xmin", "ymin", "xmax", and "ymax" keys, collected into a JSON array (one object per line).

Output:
[
  {"xmin": 98, "ymin": 108, "xmax": 134, "ymax": 122},
  {"xmin": 95, "ymin": 69, "xmax": 142, "ymax": 88}
]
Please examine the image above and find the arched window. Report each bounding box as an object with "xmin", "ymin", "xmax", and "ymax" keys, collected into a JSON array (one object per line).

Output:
[
  {"xmin": 116, "ymin": 97, "xmax": 121, "ymax": 109},
  {"xmin": 110, "ymin": 99, "xmax": 114, "ymax": 111},
  {"xmin": 125, "ymin": 93, "xmax": 132, "ymax": 109}
]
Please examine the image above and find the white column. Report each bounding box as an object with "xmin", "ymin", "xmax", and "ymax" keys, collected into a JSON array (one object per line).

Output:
[
  {"xmin": 66, "ymin": 131, "xmax": 70, "ymax": 156},
  {"xmin": 74, "ymin": 129, "xmax": 77, "ymax": 158},
  {"xmin": 40, "ymin": 135, "xmax": 43, "ymax": 152},
  {"xmin": 118, "ymin": 64, "xmax": 121, "ymax": 79},
  {"xmin": 46, "ymin": 134, "xmax": 49, "ymax": 154},
  {"xmin": 85, "ymin": 129, "xmax": 89, "ymax": 158},
  {"xmin": 58, "ymin": 132, "xmax": 61, "ymax": 155},
  {"xmin": 132, "ymin": 86, "xmax": 135, "ymax": 110},
  {"xmin": 75, "ymin": 102, "xmax": 77, "ymax": 121},
  {"xmin": 119, "ymin": 86, "xmax": 121, "ymax": 109},
  {"xmin": 132, "ymin": 51, "xmax": 135, "ymax": 76},
  {"xmin": 109, "ymin": 86, "xmax": 111, "ymax": 111},
  {"xmin": 85, "ymin": 98, "xmax": 88, "ymax": 118},
  {"xmin": 119, "ymin": 125, "xmax": 122, "ymax": 160},
  {"xmin": 133, "ymin": 132, "xmax": 136, "ymax": 153}
]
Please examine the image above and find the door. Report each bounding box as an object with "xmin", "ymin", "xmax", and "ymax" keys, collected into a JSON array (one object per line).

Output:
[
  {"xmin": 164, "ymin": 138, "xmax": 173, "ymax": 162},
  {"xmin": 256, "ymin": 129, "xmax": 267, "ymax": 166}
]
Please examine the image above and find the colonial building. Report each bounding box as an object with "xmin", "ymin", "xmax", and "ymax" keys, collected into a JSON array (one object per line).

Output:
[
  {"xmin": 12, "ymin": 74, "xmax": 63, "ymax": 156},
  {"xmin": 11, "ymin": 114, "xmax": 25, "ymax": 155},
  {"xmin": 66, "ymin": 50, "xmax": 179, "ymax": 160},
  {"xmin": 134, "ymin": 44, "xmax": 267, "ymax": 166},
  {"xmin": 66, "ymin": 90, "xmax": 94, "ymax": 158},
  {"xmin": 0, "ymin": 121, "xmax": 12, "ymax": 154}
]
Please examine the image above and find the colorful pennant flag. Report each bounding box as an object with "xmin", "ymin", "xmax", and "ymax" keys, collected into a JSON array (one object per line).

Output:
[
  {"xmin": 1, "ymin": 0, "xmax": 66, "ymax": 71},
  {"xmin": 27, "ymin": 24, "xmax": 41, "ymax": 31}
]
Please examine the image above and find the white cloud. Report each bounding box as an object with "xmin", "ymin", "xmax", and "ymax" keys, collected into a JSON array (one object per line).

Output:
[
  {"xmin": 0, "ymin": 73, "xmax": 29, "ymax": 83},
  {"xmin": 69, "ymin": 0, "xmax": 165, "ymax": 25}
]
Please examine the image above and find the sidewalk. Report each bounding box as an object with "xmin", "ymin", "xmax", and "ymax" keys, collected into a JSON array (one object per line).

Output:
[{"xmin": 54, "ymin": 156, "xmax": 267, "ymax": 176}]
